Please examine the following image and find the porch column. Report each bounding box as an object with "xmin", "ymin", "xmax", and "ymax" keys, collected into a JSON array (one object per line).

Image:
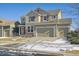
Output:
[
  {"xmin": 10, "ymin": 26, "xmax": 12, "ymax": 37},
  {"xmin": 25, "ymin": 27, "xmax": 27, "ymax": 35},
  {"xmin": 54, "ymin": 26, "xmax": 56, "ymax": 37},
  {"xmin": 2, "ymin": 26, "xmax": 3, "ymax": 37},
  {"xmin": 19, "ymin": 26, "xmax": 21, "ymax": 35},
  {"xmin": 36, "ymin": 27, "xmax": 37, "ymax": 37},
  {"xmin": 55, "ymin": 25, "xmax": 59, "ymax": 37}
]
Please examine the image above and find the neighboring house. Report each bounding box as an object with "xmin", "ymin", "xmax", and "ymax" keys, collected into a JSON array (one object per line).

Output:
[
  {"xmin": 0, "ymin": 19, "xmax": 15, "ymax": 37},
  {"xmin": 19, "ymin": 8, "xmax": 72, "ymax": 37}
]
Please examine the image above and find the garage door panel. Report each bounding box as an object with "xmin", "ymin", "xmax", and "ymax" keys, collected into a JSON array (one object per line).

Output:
[{"xmin": 37, "ymin": 28, "xmax": 54, "ymax": 37}]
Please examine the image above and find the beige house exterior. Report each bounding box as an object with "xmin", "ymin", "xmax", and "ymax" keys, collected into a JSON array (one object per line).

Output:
[
  {"xmin": 0, "ymin": 19, "xmax": 15, "ymax": 37},
  {"xmin": 19, "ymin": 8, "xmax": 72, "ymax": 37}
]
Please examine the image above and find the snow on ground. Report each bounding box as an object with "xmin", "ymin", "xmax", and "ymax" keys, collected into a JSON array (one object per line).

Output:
[
  {"xmin": 52, "ymin": 38, "xmax": 70, "ymax": 44},
  {"xmin": 18, "ymin": 39, "xmax": 72, "ymax": 52},
  {"xmin": 17, "ymin": 37, "xmax": 79, "ymax": 52}
]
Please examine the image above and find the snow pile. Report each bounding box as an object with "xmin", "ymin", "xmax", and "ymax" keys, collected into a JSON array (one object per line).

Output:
[{"xmin": 52, "ymin": 38, "xmax": 70, "ymax": 44}]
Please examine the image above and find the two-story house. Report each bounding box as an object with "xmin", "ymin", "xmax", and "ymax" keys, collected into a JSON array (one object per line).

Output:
[{"xmin": 18, "ymin": 8, "xmax": 72, "ymax": 37}]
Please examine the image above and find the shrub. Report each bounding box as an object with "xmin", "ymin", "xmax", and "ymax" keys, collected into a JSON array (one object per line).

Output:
[{"xmin": 67, "ymin": 31, "xmax": 79, "ymax": 44}]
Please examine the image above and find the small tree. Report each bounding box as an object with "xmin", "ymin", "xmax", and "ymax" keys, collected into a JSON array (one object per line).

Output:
[
  {"xmin": 15, "ymin": 21, "xmax": 20, "ymax": 27},
  {"xmin": 13, "ymin": 21, "xmax": 20, "ymax": 36},
  {"xmin": 64, "ymin": 4, "xmax": 79, "ymax": 29},
  {"xmin": 67, "ymin": 30, "xmax": 79, "ymax": 44}
]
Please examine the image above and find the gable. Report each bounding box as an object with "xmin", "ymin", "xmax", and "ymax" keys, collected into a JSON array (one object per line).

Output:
[
  {"xmin": 26, "ymin": 11, "xmax": 38, "ymax": 16},
  {"xmin": 26, "ymin": 8, "xmax": 48, "ymax": 16},
  {"xmin": 34, "ymin": 8, "xmax": 47, "ymax": 15},
  {"xmin": 47, "ymin": 9, "xmax": 60, "ymax": 15}
]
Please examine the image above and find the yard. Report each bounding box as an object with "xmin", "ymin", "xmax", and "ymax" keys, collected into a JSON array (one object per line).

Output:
[
  {"xmin": 65, "ymin": 50, "xmax": 79, "ymax": 55},
  {"xmin": 0, "ymin": 37, "xmax": 56, "ymax": 45},
  {"xmin": 0, "ymin": 37, "xmax": 27, "ymax": 45}
]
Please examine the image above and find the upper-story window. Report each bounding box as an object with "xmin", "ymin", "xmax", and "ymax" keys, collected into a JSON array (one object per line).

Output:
[
  {"xmin": 29, "ymin": 16, "xmax": 35, "ymax": 22},
  {"xmin": 21, "ymin": 17, "xmax": 25, "ymax": 25},
  {"xmin": 44, "ymin": 16, "xmax": 48, "ymax": 21},
  {"xmin": 52, "ymin": 15, "xmax": 56, "ymax": 19}
]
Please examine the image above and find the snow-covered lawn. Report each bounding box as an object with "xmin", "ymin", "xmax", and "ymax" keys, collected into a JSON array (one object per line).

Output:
[
  {"xmin": 17, "ymin": 37, "xmax": 76, "ymax": 52},
  {"xmin": 1, "ymin": 37, "xmax": 79, "ymax": 53}
]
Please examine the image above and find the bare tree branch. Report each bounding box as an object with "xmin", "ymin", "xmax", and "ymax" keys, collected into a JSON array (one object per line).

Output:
[{"xmin": 63, "ymin": 4, "xmax": 79, "ymax": 30}]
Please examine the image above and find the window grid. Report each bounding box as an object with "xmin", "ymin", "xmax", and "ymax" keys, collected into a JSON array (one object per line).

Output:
[{"xmin": 28, "ymin": 26, "xmax": 33, "ymax": 32}]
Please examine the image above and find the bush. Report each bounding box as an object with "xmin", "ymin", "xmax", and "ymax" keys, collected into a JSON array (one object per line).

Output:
[{"xmin": 67, "ymin": 31, "xmax": 79, "ymax": 44}]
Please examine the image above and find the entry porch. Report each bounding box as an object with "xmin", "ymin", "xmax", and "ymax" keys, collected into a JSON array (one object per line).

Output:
[{"xmin": 0, "ymin": 26, "xmax": 12, "ymax": 37}]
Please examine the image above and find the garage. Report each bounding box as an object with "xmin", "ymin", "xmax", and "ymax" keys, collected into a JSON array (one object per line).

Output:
[
  {"xmin": 0, "ymin": 30, "xmax": 2, "ymax": 37},
  {"xmin": 3, "ymin": 30, "xmax": 10, "ymax": 37},
  {"xmin": 37, "ymin": 28, "xmax": 54, "ymax": 37}
]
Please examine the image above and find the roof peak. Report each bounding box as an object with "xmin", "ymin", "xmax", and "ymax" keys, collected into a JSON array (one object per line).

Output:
[{"xmin": 34, "ymin": 8, "xmax": 45, "ymax": 12}]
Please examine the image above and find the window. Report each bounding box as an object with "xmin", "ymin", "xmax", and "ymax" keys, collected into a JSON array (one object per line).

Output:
[
  {"xmin": 52, "ymin": 15, "xmax": 56, "ymax": 19},
  {"xmin": 31, "ymin": 26, "xmax": 33, "ymax": 32},
  {"xmin": 44, "ymin": 16, "xmax": 48, "ymax": 21},
  {"xmin": 21, "ymin": 17, "xmax": 25, "ymax": 24},
  {"xmin": 28, "ymin": 26, "xmax": 33, "ymax": 32},
  {"xmin": 29, "ymin": 16, "xmax": 35, "ymax": 22},
  {"xmin": 54, "ymin": 16, "xmax": 56, "ymax": 18},
  {"xmin": 28, "ymin": 26, "xmax": 30, "ymax": 32}
]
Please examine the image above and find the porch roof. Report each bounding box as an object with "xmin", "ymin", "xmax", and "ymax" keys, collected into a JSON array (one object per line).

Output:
[{"xmin": 18, "ymin": 25, "xmax": 25, "ymax": 27}]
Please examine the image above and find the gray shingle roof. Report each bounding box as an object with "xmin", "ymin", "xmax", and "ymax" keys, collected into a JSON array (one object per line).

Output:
[
  {"xmin": 26, "ymin": 8, "xmax": 61, "ymax": 16},
  {"xmin": 47, "ymin": 9, "xmax": 60, "ymax": 15}
]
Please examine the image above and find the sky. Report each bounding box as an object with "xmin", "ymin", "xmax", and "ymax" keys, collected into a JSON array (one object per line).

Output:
[
  {"xmin": 0, "ymin": 3, "xmax": 72, "ymax": 20},
  {"xmin": 0, "ymin": 3, "xmax": 78, "ymax": 30}
]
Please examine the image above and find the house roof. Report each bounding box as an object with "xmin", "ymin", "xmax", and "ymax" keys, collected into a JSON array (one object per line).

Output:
[
  {"xmin": 0, "ymin": 19, "xmax": 15, "ymax": 26},
  {"xmin": 47, "ymin": 9, "xmax": 61, "ymax": 15},
  {"xmin": 34, "ymin": 8, "xmax": 48, "ymax": 15},
  {"xmin": 26, "ymin": 8, "xmax": 60, "ymax": 16},
  {"xmin": 27, "ymin": 8, "xmax": 47, "ymax": 16}
]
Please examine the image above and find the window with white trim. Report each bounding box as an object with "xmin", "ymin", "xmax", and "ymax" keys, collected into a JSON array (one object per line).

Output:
[
  {"xmin": 28, "ymin": 26, "xmax": 30, "ymax": 32},
  {"xmin": 29, "ymin": 16, "xmax": 35, "ymax": 22},
  {"xmin": 44, "ymin": 16, "xmax": 48, "ymax": 21},
  {"xmin": 28, "ymin": 26, "xmax": 33, "ymax": 32}
]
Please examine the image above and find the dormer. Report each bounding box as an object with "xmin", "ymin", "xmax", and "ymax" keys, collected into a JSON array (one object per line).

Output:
[{"xmin": 47, "ymin": 9, "xmax": 62, "ymax": 21}]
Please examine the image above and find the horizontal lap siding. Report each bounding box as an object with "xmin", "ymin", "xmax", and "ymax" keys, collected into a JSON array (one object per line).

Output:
[{"xmin": 0, "ymin": 30, "xmax": 2, "ymax": 37}]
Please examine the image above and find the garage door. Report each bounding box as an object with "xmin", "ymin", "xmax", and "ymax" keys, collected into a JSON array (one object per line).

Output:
[
  {"xmin": 37, "ymin": 28, "xmax": 54, "ymax": 37},
  {"xmin": 4, "ymin": 30, "xmax": 10, "ymax": 37}
]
